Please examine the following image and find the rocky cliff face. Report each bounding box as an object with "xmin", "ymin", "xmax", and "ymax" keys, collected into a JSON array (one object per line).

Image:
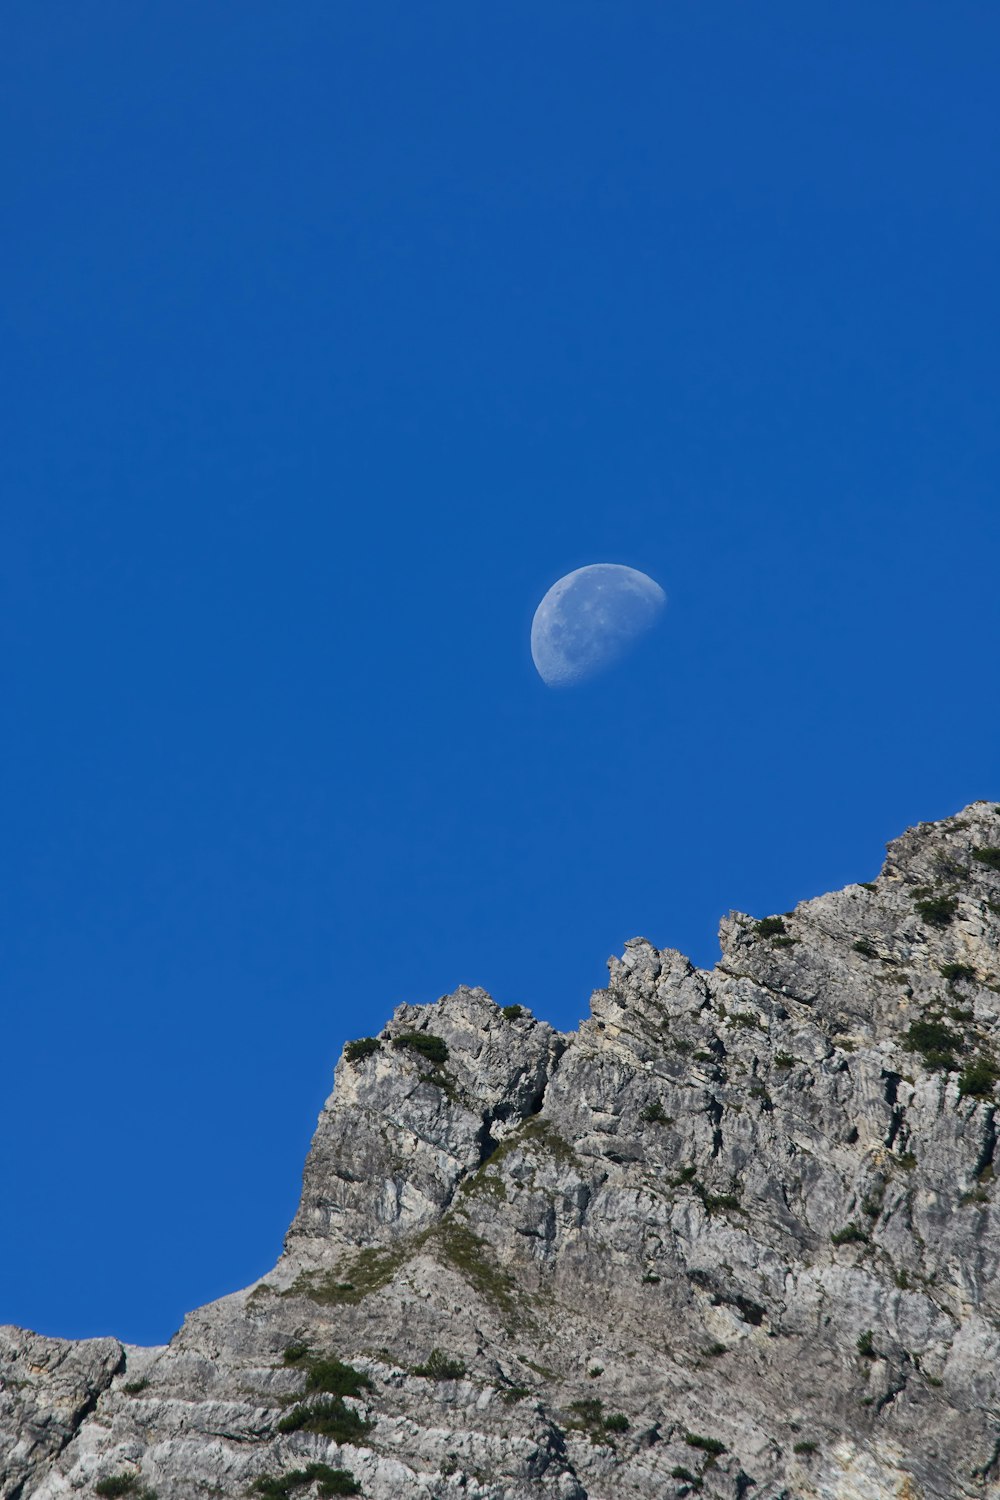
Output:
[{"xmin": 5, "ymin": 803, "xmax": 1000, "ymax": 1500}]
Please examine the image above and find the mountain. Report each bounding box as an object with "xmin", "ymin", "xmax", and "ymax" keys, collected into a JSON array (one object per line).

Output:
[{"xmin": 5, "ymin": 802, "xmax": 1000, "ymax": 1500}]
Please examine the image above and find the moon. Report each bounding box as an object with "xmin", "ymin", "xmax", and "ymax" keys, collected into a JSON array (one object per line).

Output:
[{"xmin": 530, "ymin": 564, "xmax": 667, "ymax": 687}]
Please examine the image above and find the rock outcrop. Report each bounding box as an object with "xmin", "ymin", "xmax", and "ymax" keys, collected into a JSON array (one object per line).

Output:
[{"xmin": 5, "ymin": 802, "xmax": 1000, "ymax": 1499}]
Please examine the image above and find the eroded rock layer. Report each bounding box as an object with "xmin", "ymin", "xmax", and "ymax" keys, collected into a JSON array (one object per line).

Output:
[{"xmin": 5, "ymin": 803, "xmax": 1000, "ymax": 1499}]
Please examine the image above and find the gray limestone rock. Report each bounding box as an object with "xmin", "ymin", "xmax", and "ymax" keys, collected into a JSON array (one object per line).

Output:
[{"xmin": 5, "ymin": 803, "xmax": 1000, "ymax": 1499}]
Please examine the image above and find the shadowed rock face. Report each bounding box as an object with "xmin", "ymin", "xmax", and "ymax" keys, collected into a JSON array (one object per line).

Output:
[{"xmin": 5, "ymin": 803, "xmax": 1000, "ymax": 1500}]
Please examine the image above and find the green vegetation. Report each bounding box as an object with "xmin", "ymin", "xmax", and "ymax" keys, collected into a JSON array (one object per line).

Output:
[
  {"xmin": 704, "ymin": 1341, "xmax": 728, "ymax": 1357},
  {"xmin": 459, "ymin": 1116, "xmax": 578, "ymax": 1205},
  {"xmin": 959, "ymin": 1054, "xmax": 1000, "ymax": 1099},
  {"xmin": 671, "ymin": 1466, "xmax": 701, "ymax": 1487},
  {"xmin": 282, "ymin": 1342, "xmax": 311, "ymax": 1366},
  {"xmin": 903, "ymin": 1018, "xmax": 962, "ymax": 1072},
  {"xmin": 973, "ymin": 847, "xmax": 1000, "ymax": 871},
  {"xmin": 460, "ymin": 1170, "xmax": 508, "ymax": 1202},
  {"xmin": 501, "ymin": 1004, "xmax": 524, "ymax": 1020},
  {"xmin": 941, "ymin": 962, "xmax": 977, "ymax": 984},
  {"xmin": 276, "ymin": 1396, "xmax": 373, "ymax": 1442},
  {"xmin": 852, "ymin": 938, "xmax": 878, "ymax": 958},
  {"xmin": 856, "ymin": 1329, "xmax": 876, "ymax": 1358},
  {"xmin": 684, "ymin": 1432, "xmax": 726, "ymax": 1457},
  {"xmin": 286, "ymin": 1236, "xmax": 427, "ymax": 1306},
  {"xmin": 700, "ymin": 1190, "xmax": 742, "ymax": 1215},
  {"xmin": 499, "ymin": 1384, "xmax": 530, "ymax": 1404},
  {"xmin": 252, "ymin": 1465, "xmax": 361, "ymax": 1499},
  {"xmin": 793, "ymin": 1441, "xmax": 818, "ymax": 1456},
  {"xmin": 393, "ymin": 1032, "xmax": 448, "ymax": 1066},
  {"xmin": 344, "ymin": 1037, "xmax": 381, "ymax": 1064},
  {"xmin": 94, "ymin": 1480, "xmax": 155, "ymax": 1499},
  {"xmin": 728, "ymin": 1010, "xmax": 762, "ymax": 1029},
  {"xmin": 567, "ymin": 1398, "xmax": 630, "ymax": 1443},
  {"xmin": 306, "ymin": 1358, "xmax": 373, "ymax": 1398},
  {"xmin": 121, "ymin": 1378, "xmax": 149, "ymax": 1395},
  {"xmin": 412, "ymin": 1349, "xmax": 466, "ymax": 1380},
  {"xmin": 860, "ymin": 882, "xmax": 878, "ymax": 893},
  {"xmin": 515, "ymin": 1117, "xmax": 579, "ymax": 1167},
  {"xmin": 914, "ymin": 895, "xmax": 958, "ymax": 928},
  {"xmin": 774, "ymin": 1052, "xmax": 794, "ymax": 1069},
  {"xmin": 831, "ymin": 1223, "xmax": 869, "ymax": 1247},
  {"xmin": 435, "ymin": 1218, "xmax": 518, "ymax": 1316},
  {"xmin": 897, "ymin": 1151, "xmax": 918, "ymax": 1171},
  {"xmin": 568, "ymin": 1397, "xmax": 602, "ymax": 1426},
  {"xmin": 640, "ymin": 1101, "xmax": 671, "ymax": 1124},
  {"xmin": 756, "ymin": 916, "xmax": 787, "ymax": 938},
  {"xmin": 417, "ymin": 1068, "xmax": 459, "ymax": 1100}
]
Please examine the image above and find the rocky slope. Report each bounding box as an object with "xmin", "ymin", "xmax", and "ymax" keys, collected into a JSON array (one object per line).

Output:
[{"xmin": 5, "ymin": 802, "xmax": 1000, "ymax": 1500}]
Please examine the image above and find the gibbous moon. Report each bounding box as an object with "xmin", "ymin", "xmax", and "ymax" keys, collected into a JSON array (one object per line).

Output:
[{"xmin": 531, "ymin": 564, "xmax": 667, "ymax": 687}]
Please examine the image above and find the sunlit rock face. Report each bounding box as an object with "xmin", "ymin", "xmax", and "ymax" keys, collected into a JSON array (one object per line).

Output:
[{"xmin": 5, "ymin": 802, "xmax": 1000, "ymax": 1500}]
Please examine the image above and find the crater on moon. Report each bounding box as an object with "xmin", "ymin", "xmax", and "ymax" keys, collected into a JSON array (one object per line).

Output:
[{"xmin": 530, "ymin": 563, "xmax": 666, "ymax": 687}]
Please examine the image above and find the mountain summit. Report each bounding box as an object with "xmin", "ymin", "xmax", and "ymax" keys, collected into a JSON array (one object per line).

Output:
[{"xmin": 5, "ymin": 803, "xmax": 1000, "ymax": 1499}]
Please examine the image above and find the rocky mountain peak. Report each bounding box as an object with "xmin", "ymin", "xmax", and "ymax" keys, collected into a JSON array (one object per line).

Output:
[{"xmin": 4, "ymin": 801, "xmax": 1000, "ymax": 1499}]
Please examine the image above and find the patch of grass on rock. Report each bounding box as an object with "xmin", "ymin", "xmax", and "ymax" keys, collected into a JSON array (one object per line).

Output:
[{"xmin": 275, "ymin": 1397, "xmax": 373, "ymax": 1442}]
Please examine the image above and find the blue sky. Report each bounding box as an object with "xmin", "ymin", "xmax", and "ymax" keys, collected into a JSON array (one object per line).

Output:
[{"xmin": 3, "ymin": 2, "xmax": 998, "ymax": 1345}]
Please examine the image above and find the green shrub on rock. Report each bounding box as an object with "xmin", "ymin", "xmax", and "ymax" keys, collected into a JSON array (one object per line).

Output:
[
  {"xmin": 275, "ymin": 1396, "xmax": 372, "ymax": 1441},
  {"xmin": 941, "ymin": 962, "xmax": 977, "ymax": 984},
  {"xmin": 903, "ymin": 1018, "xmax": 962, "ymax": 1071},
  {"xmin": 252, "ymin": 1465, "xmax": 361, "ymax": 1498},
  {"xmin": 756, "ymin": 916, "xmax": 787, "ymax": 939},
  {"xmin": 95, "ymin": 1480, "xmax": 156, "ymax": 1500},
  {"xmin": 958, "ymin": 1054, "xmax": 1000, "ymax": 1099},
  {"xmin": 684, "ymin": 1432, "xmax": 726, "ymax": 1457},
  {"xmin": 344, "ymin": 1038, "xmax": 381, "ymax": 1064},
  {"xmin": 306, "ymin": 1358, "xmax": 373, "ymax": 1398},
  {"xmin": 831, "ymin": 1223, "xmax": 869, "ymax": 1247},
  {"xmin": 393, "ymin": 1032, "xmax": 449, "ymax": 1066},
  {"xmin": 412, "ymin": 1349, "xmax": 466, "ymax": 1380},
  {"xmin": 914, "ymin": 895, "xmax": 958, "ymax": 928}
]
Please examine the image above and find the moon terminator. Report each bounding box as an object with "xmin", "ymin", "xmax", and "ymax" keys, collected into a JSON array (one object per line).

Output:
[{"xmin": 530, "ymin": 563, "xmax": 666, "ymax": 687}]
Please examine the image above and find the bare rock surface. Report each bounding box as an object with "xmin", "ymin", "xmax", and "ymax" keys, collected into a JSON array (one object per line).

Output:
[{"xmin": 5, "ymin": 803, "xmax": 1000, "ymax": 1499}]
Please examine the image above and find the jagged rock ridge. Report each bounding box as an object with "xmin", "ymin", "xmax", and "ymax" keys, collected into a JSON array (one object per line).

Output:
[{"xmin": 5, "ymin": 802, "xmax": 1000, "ymax": 1500}]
